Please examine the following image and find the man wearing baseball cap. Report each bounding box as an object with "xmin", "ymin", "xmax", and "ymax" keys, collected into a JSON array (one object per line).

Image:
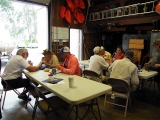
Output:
[
  {"xmin": 144, "ymin": 39, "xmax": 160, "ymax": 98},
  {"xmin": 56, "ymin": 46, "xmax": 81, "ymax": 76}
]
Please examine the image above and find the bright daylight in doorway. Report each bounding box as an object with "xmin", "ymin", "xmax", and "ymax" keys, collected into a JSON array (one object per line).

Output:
[{"xmin": 0, "ymin": 0, "xmax": 48, "ymax": 65}]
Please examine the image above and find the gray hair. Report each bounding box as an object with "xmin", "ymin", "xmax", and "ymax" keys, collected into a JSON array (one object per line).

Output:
[
  {"xmin": 16, "ymin": 48, "xmax": 28, "ymax": 55},
  {"xmin": 125, "ymin": 49, "xmax": 134, "ymax": 59},
  {"xmin": 93, "ymin": 46, "xmax": 105, "ymax": 54}
]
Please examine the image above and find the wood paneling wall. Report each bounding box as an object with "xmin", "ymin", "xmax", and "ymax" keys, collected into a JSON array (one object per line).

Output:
[
  {"xmin": 52, "ymin": 0, "xmax": 84, "ymax": 28},
  {"xmin": 52, "ymin": 0, "xmax": 97, "ymax": 60}
]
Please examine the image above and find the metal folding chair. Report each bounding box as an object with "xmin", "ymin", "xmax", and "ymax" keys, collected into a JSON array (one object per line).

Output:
[
  {"xmin": 29, "ymin": 84, "xmax": 68, "ymax": 120},
  {"xmin": 103, "ymin": 77, "xmax": 131, "ymax": 117},
  {"xmin": 83, "ymin": 69, "xmax": 102, "ymax": 82},
  {"xmin": 0, "ymin": 89, "xmax": 3, "ymax": 119},
  {"xmin": 24, "ymin": 73, "xmax": 52, "ymax": 108},
  {"xmin": 0, "ymin": 76, "xmax": 21, "ymax": 109}
]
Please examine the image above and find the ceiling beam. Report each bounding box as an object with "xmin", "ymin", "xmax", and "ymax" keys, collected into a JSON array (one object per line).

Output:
[
  {"xmin": 103, "ymin": 27, "xmax": 126, "ymax": 32},
  {"xmin": 134, "ymin": 26, "xmax": 153, "ymax": 31}
]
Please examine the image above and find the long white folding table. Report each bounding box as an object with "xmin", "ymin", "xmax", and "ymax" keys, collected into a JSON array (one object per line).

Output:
[
  {"xmin": 79, "ymin": 60, "xmax": 89, "ymax": 69},
  {"xmin": 138, "ymin": 69, "xmax": 158, "ymax": 79},
  {"xmin": 24, "ymin": 70, "xmax": 112, "ymax": 120},
  {"xmin": 138, "ymin": 69, "xmax": 158, "ymax": 94}
]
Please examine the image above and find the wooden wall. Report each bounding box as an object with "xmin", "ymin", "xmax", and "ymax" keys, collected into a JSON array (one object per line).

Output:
[
  {"xmin": 51, "ymin": 0, "xmax": 97, "ymax": 60},
  {"xmin": 51, "ymin": 0, "xmax": 160, "ymax": 60}
]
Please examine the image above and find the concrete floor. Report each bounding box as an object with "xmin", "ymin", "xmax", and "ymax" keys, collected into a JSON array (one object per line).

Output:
[
  {"xmin": 0, "ymin": 90, "xmax": 160, "ymax": 120},
  {"xmin": 0, "ymin": 61, "xmax": 160, "ymax": 120}
]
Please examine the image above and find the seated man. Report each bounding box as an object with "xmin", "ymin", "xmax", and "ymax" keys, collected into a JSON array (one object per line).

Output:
[
  {"xmin": 88, "ymin": 46, "xmax": 109, "ymax": 82},
  {"xmin": 144, "ymin": 39, "xmax": 160, "ymax": 98},
  {"xmin": 108, "ymin": 49, "xmax": 139, "ymax": 91},
  {"xmin": 56, "ymin": 46, "xmax": 81, "ymax": 76},
  {"xmin": 1, "ymin": 48, "xmax": 42, "ymax": 101},
  {"xmin": 40, "ymin": 49, "xmax": 59, "ymax": 69}
]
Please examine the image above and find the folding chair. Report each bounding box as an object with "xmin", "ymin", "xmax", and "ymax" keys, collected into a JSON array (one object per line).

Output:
[
  {"xmin": 24, "ymin": 73, "xmax": 51, "ymax": 95},
  {"xmin": 0, "ymin": 89, "xmax": 2, "ymax": 119},
  {"xmin": 0, "ymin": 76, "xmax": 21, "ymax": 109},
  {"xmin": 103, "ymin": 77, "xmax": 131, "ymax": 117},
  {"xmin": 29, "ymin": 84, "xmax": 68, "ymax": 120},
  {"xmin": 83, "ymin": 70, "xmax": 102, "ymax": 82},
  {"xmin": 24, "ymin": 73, "xmax": 52, "ymax": 108},
  {"xmin": 80, "ymin": 68, "xmax": 83, "ymax": 77}
]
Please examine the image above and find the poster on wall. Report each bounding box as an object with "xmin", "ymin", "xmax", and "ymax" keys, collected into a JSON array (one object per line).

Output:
[{"xmin": 52, "ymin": 26, "xmax": 69, "ymax": 41}]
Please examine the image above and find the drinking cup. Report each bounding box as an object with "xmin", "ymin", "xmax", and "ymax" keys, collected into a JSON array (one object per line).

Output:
[
  {"xmin": 68, "ymin": 76, "xmax": 74, "ymax": 88},
  {"xmin": 48, "ymin": 76, "xmax": 54, "ymax": 83}
]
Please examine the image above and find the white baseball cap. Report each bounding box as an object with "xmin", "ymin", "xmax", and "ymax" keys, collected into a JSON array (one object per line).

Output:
[{"xmin": 57, "ymin": 46, "xmax": 70, "ymax": 54}]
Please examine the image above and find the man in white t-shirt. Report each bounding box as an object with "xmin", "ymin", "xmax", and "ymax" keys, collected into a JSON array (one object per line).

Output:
[
  {"xmin": 88, "ymin": 46, "xmax": 109, "ymax": 82},
  {"xmin": 1, "ymin": 48, "xmax": 42, "ymax": 101}
]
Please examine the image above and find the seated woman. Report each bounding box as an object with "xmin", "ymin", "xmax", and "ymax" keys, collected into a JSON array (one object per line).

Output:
[
  {"xmin": 113, "ymin": 45, "xmax": 125, "ymax": 61},
  {"xmin": 104, "ymin": 50, "xmax": 112, "ymax": 65},
  {"xmin": 40, "ymin": 49, "xmax": 59, "ymax": 69}
]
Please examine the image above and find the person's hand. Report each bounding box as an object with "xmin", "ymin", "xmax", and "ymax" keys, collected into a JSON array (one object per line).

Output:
[
  {"xmin": 39, "ymin": 61, "xmax": 43, "ymax": 66},
  {"xmin": 30, "ymin": 62, "xmax": 33, "ymax": 66},
  {"xmin": 42, "ymin": 61, "xmax": 47, "ymax": 65},
  {"xmin": 56, "ymin": 64, "xmax": 62, "ymax": 69},
  {"xmin": 28, "ymin": 60, "xmax": 33, "ymax": 66},
  {"xmin": 55, "ymin": 65, "xmax": 60, "ymax": 69},
  {"xmin": 41, "ymin": 57, "xmax": 45, "ymax": 61},
  {"xmin": 144, "ymin": 62, "xmax": 150, "ymax": 66},
  {"xmin": 155, "ymin": 64, "xmax": 160, "ymax": 68}
]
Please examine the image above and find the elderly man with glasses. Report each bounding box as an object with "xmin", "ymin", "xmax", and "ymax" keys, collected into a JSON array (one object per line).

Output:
[
  {"xmin": 88, "ymin": 46, "xmax": 110, "ymax": 82},
  {"xmin": 1, "ymin": 48, "xmax": 42, "ymax": 101}
]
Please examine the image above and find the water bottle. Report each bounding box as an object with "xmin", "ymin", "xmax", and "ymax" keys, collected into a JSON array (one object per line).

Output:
[
  {"xmin": 52, "ymin": 68, "xmax": 56, "ymax": 75},
  {"xmin": 138, "ymin": 65, "xmax": 141, "ymax": 71}
]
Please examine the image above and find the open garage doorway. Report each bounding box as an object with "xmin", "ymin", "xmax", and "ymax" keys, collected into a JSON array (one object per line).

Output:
[{"xmin": 0, "ymin": 0, "xmax": 49, "ymax": 70}]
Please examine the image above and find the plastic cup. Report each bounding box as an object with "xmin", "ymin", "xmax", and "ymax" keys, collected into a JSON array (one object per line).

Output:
[
  {"xmin": 48, "ymin": 76, "xmax": 54, "ymax": 83},
  {"xmin": 28, "ymin": 60, "xmax": 33, "ymax": 66},
  {"xmin": 68, "ymin": 76, "xmax": 74, "ymax": 88}
]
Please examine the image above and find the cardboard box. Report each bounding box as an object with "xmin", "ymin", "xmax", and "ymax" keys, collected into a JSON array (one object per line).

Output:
[
  {"xmin": 131, "ymin": 49, "xmax": 142, "ymax": 65},
  {"xmin": 129, "ymin": 39, "xmax": 144, "ymax": 44},
  {"xmin": 129, "ymin": 44, "xmax": 144, "ymax": 49}
]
